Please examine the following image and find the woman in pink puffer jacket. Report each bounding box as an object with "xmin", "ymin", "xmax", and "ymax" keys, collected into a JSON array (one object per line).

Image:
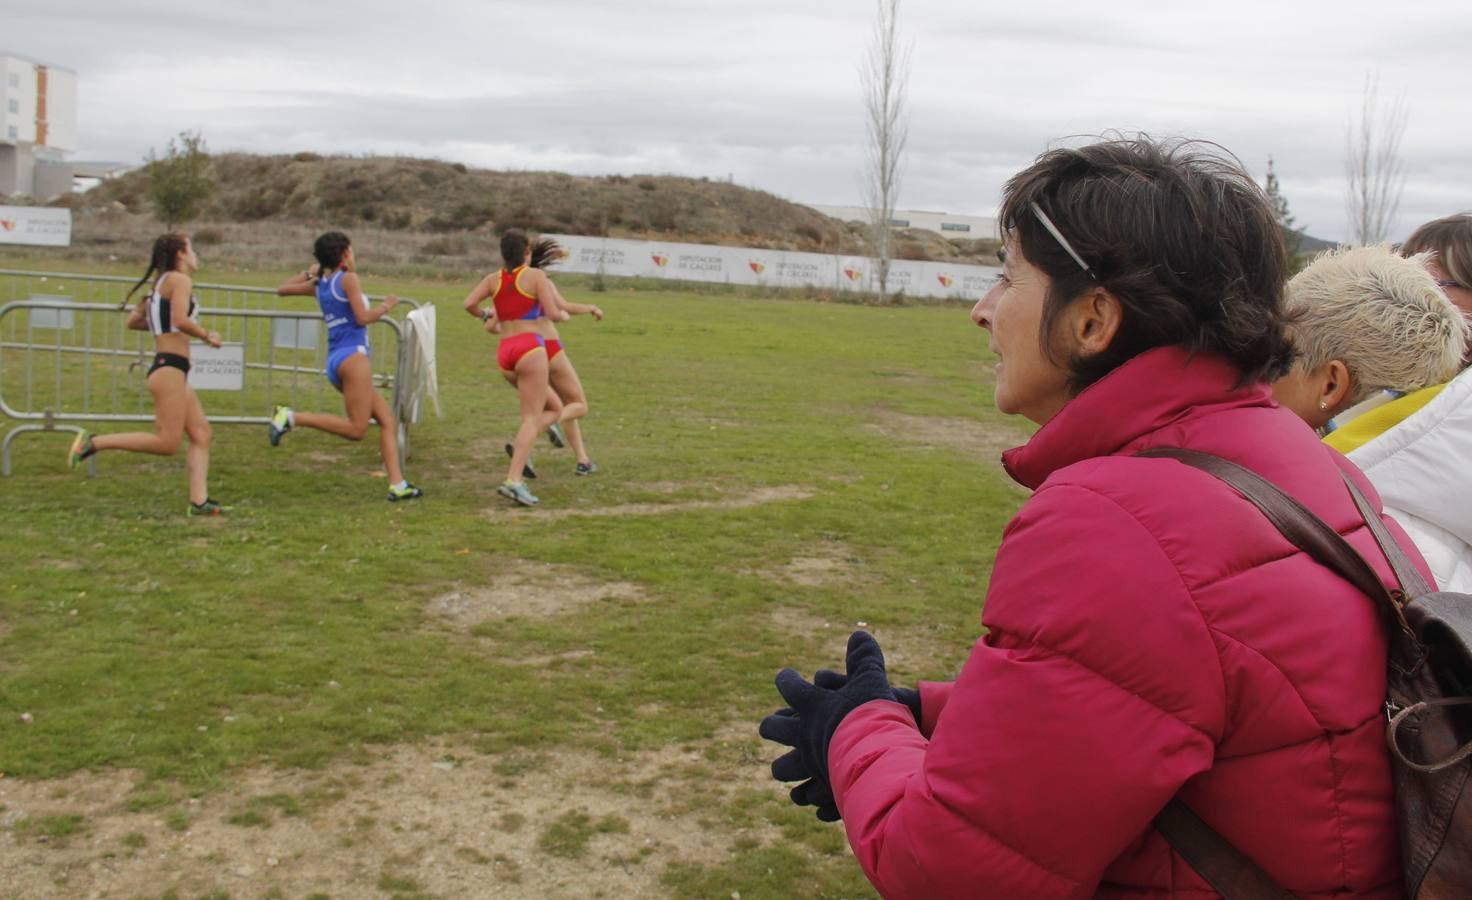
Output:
[{"xmin": 762, "ymin": 137, "xmax": 1426, "ymax": 898}]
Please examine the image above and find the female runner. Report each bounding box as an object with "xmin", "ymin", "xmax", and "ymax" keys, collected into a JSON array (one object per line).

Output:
[
  {"xmin": 68, "ymin": 232, "xmax": 227, "ymax": 516},
  {"xmin": 462, "ymin": 229, "xmax": 570, "ymax": 506},
  {"xmin": 529, "ymin": 237, "xmax": 603, "ymax": 475},
  {"xmin": 469, "ymin": 237, "xmax": 604, "ymax": 477},
  {"xmin": 272, "ymin": 231, "xmax": 422, "ymax": 502}
]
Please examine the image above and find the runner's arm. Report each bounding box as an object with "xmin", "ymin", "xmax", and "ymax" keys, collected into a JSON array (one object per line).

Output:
[
  {"xmin": 528, "ymin": 269, "xmax": 569, "ymax": 321},
  {"xmin": 277, "ymin": 264, "xmax": 319, "ymax": 297},
  {"xmin": 547, "ymin": 280, "xmax": 602, "ymax": 320},
  {"xmin": 125, "ymin": 300, "xmax": 149, "ymax": 331},
  {"xmin": 463, "ymin": 274, "xmax": 498, "ymax": 322},
  {"xmin": 167, "ymin": 276, "xmax": 221, "ymax": 348},
  {"xmin": 343, "ymin": 272, "xmax": 398, "ymax": 326}
]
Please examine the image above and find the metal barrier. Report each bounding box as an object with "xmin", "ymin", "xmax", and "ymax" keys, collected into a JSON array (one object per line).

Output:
[{"xmin": 0, "ymin": 269, "xmax": 424, "ymax": 475}]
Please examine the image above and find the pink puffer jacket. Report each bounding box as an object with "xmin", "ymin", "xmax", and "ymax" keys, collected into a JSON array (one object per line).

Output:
[{"xmin": 830, "ymin": 347, "xmax": 1421, "ymax": 899}]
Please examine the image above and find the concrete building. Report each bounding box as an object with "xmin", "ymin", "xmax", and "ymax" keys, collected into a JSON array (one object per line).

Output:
[
  {"xmin": 806, "ymin": 203, "xmax": 1000, "ymax": 240},
  {"xmin": 0, "ymin": 52, "xmax": 79, "ymax": 198}
]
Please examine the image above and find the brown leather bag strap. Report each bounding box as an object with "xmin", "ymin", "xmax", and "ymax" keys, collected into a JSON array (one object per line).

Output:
[
  {"xmin": 1155, "ymin": 800, "xmax": 1299, "ymax": 899},
  {"xmin": 1137, "ymin": 448, "xmax": 1412, "ymax": 633},
  {"xmin": 1340, "ymin": 472, "xmax": 1432, "ymax": 600}
]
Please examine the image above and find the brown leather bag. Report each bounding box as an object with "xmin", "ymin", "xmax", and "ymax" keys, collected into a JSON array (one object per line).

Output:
[{"xmin": 1140, "ymin": 448, "xmax": 1472, "ymax": 899}]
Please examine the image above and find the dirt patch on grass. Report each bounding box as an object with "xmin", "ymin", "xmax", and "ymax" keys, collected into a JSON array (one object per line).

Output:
[
  {"xmin": 865, "ymin": 410, "xmax": 1031, "ymax": 465},
  {"xmin": 427, "ymin": 560, "xmax": 645, "ymax": 627},
  {"xmin": 505, "ymin": 649, "xmax": 599, "ymax": 667},
  {"xmin": 753, "ymin": 542, "xmax": 868, "ymax": 589},
  {"xmin": 869, "ymin": 369, "xmax": 941, "ymax": 388},
  {"xmin": 768, "ymin": 605, "xmax": 846, "ymax": 643},
  {"xmin": 876, "ymin": 620, "xmax": 982, "ymax": 685},
  {"xmin": 0, "ymin": 736, "xmax": 786, "ymax": 900},
  {"xmin": 779, "ymin": 555, "xmax": 848, "ymax": 587},
  {"xmin": 766, "ymin": 606, "xmax": 978, "ymax": 687},
  {"xmin": 483, "ymin": 484, "xmax": 815, "ymax": 522}
]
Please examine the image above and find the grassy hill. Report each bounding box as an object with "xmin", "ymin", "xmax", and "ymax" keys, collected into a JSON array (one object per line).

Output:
[{"xmin": 55, "ymin": 153, "xmax": 995, "ymax": 272}]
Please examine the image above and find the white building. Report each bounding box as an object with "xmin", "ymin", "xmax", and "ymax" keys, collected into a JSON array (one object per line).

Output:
[
  {"xmin": 806, "ymin": 204, "xmax": 1000, "ymax": 240},
  {"xmin": 0, "ymin": 52, "xmax": 79, "ymax": 198}
]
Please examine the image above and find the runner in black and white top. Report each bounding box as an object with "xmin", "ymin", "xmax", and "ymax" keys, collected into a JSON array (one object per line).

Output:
[
  {"xmin": 142, "ymin": 275, "xmax": 198, "ymax": 337},
  {"xmin": 68, "ymin": 232, "xmax": 228, "ymax": 516}
]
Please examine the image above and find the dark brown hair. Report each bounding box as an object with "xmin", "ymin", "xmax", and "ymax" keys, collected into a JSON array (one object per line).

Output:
[
  {"xmin": 313, "ymin": 231, "xmax": 351, "ymax": 273},
  {"xmin": 125, "ymin": 232, "xmax": 190, "ymax": 307},
  {"xmin": 529, "ymin": 237, "xmax": 563, "ymax": 270},
  {"xmin": 500, "ymin": 228, "xmax": 530, "ymax": 269},
  {"xmin": 1000, "ymin": 135, "xmax": 1296, "ymax": 391},
  {"xmin": 1402, "ymin": 213, "xmax": 1472, "ymax": 289}
]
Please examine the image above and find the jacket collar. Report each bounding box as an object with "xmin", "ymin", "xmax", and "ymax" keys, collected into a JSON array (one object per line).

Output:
[
  {"xmin": 1324, "ymin": 385, "xmax": 1444, "ymax": 455},
  {"xmin": 1001, "ymin": 346, "xmax": 1268, "ymax": 490}
]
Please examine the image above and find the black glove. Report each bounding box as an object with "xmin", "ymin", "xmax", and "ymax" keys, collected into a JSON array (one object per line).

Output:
[
  {"xmin": 763, "ymin": 705, "xmax": 842, "ymax": 822},
  {"xmin": 766, "ymin": 671, "xmax": 919, "ymax": 822},
  {"xmin": 812, "ymin": 668, "xmax": 922, "ymax": 728},
  {"xmin": 760, "ymin": 631, "xmax": 897, "ymax": 820}
]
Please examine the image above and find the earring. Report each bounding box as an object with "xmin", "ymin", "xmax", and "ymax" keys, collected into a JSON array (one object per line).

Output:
[{"xmin": 1319, "ymin": 401, "xmax": 1328, "ymax": 410}]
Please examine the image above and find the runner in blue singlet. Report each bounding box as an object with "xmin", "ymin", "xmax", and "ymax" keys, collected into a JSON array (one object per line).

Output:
[
  {"xmin": 273, "ymin": 231, "xmax": 422, "ymax": 502},
  {"xmin": 315, "ymin": 267, "xmax": 371, "ymax": 391}
]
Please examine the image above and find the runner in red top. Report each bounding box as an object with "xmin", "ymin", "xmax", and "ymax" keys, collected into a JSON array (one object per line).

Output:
[
  {"xmin": 462, "ymin": 228, "xmax": 569, "ymax": 506},
  {"xmin": 472, "ymin": 237, "xmax": 604, "ymax": 475}
]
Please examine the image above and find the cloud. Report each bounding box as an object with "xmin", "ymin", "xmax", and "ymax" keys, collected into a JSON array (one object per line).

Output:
[{"xmin": 8, "ymin": 0, "xmax": 1471, "ymax": 242}]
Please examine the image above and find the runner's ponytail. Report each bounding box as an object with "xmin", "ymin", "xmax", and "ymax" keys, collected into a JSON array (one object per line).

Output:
[{"xmin": 125, "ymin": 232, "xmax": 189, "ymax": 308}]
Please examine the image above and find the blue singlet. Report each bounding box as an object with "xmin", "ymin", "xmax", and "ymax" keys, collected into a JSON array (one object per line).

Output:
[{"xmin": 316, "ymin": 270, "xmax": 370, "ymax": 389}]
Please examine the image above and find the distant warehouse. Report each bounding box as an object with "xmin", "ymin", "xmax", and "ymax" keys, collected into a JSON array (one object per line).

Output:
[{"xmin": 806, "ymin": 204, "xmax": 1000, "ymax": 240}]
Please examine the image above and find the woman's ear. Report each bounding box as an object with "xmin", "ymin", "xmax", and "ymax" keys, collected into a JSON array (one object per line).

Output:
[
  {"xmin": 1069, "ymin": 286, "xmax": 1123, "ymax": 356},
  {"xmin": 1321, "ymin": 358, "xmax": 1356, "ymax": 416}
]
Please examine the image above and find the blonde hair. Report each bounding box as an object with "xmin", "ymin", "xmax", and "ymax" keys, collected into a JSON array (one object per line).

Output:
[{"xmin": 1285, "ymin": 244, "xmax": 1468, "ymax": 402}]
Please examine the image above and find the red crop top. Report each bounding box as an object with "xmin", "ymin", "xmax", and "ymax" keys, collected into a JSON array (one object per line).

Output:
[{"xmin": 491, "ymin": 265, "xmax": 543, "ymax": 321}]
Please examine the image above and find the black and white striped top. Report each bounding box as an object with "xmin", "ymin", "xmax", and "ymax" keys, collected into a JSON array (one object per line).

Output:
[{"xmin": 146, "ymin": 274, "xmax": 198, "ymax": 337}]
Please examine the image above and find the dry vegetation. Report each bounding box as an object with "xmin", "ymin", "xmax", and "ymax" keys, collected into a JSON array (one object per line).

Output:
[{"xmin": 27, "ymin": 153, "xmax": 999, "ymax": 276}]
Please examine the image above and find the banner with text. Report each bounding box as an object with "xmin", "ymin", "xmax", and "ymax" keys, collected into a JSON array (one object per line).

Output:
[
  {"xmin": 188, "ymin": 343, "xmax": 246, "ymax": 391},
  {"xmin": 0, "ymin": 206, "xmax": 72, "ymax": 247},
  {"xmin": 542, "ymin": 234, "xmax": 999, "ymax": 300}
]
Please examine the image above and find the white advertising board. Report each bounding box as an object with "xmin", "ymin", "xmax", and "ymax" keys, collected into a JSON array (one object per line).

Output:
[
  {"xmin": 543, "ymin": 234, "xmax": 1000, "ymax": 300},
  {"xmin": 27, "ymin": 297, "xmax": 74, "ymax": 330},
  {"xmin": 188, "ymin": 343, "xmax": 245, "ymax": 391},
  {"xmin": 0, "ymin": 206, "xmax": 72, "ymax": 247},
  {"xmin": 273, "ymin": 317, "xmax": 319, "ymax": 350}
]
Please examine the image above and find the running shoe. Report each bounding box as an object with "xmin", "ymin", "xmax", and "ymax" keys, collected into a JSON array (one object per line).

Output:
[
  {"xmin": 496, "ymin": 481, "xmax": 539, "ymax": 506},
  {"xmin": 548, "ymin": 422, "xmax": 566, "ymax": 449},
  {"xmin": 188, "ymin": 498, "xmax": 230, "ymax": 517},
  {"xmin": 388, "ymin": 482, "xmax": 424, "ymax": 502},
  {"xmin": 574, "ymin": 460, "xmax": 598, "ymax": 476},
  {"xmin": 66, "ymin": 430, "xmax": 94, "ymax": 470},
  {"xmin": 504, "ymin": 442, "xmax": 537, "ymax": 479},
  {"xmin": 268, "ymin": 406, "xmax": 293, "ymax": 447}
]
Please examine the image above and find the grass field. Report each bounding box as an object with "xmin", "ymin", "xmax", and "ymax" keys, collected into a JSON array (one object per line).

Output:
[{"xmin": 0, "ymin": 257, "xmax": 1030, "ymax": 899}]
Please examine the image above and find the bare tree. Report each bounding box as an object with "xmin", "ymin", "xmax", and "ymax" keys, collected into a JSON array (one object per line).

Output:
[
  {"xmin": 861, "ymin": 0, "xmax": 910, "ymax": 299},
  {"xmin": 1345, "ymin": 73, "xmax": 1409, "ymax": 244}
]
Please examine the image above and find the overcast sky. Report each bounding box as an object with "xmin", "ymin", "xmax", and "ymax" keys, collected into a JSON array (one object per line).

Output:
[{"xmin": 7, "ymin": 0, "xmax": 1470, "ymax": 242}]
